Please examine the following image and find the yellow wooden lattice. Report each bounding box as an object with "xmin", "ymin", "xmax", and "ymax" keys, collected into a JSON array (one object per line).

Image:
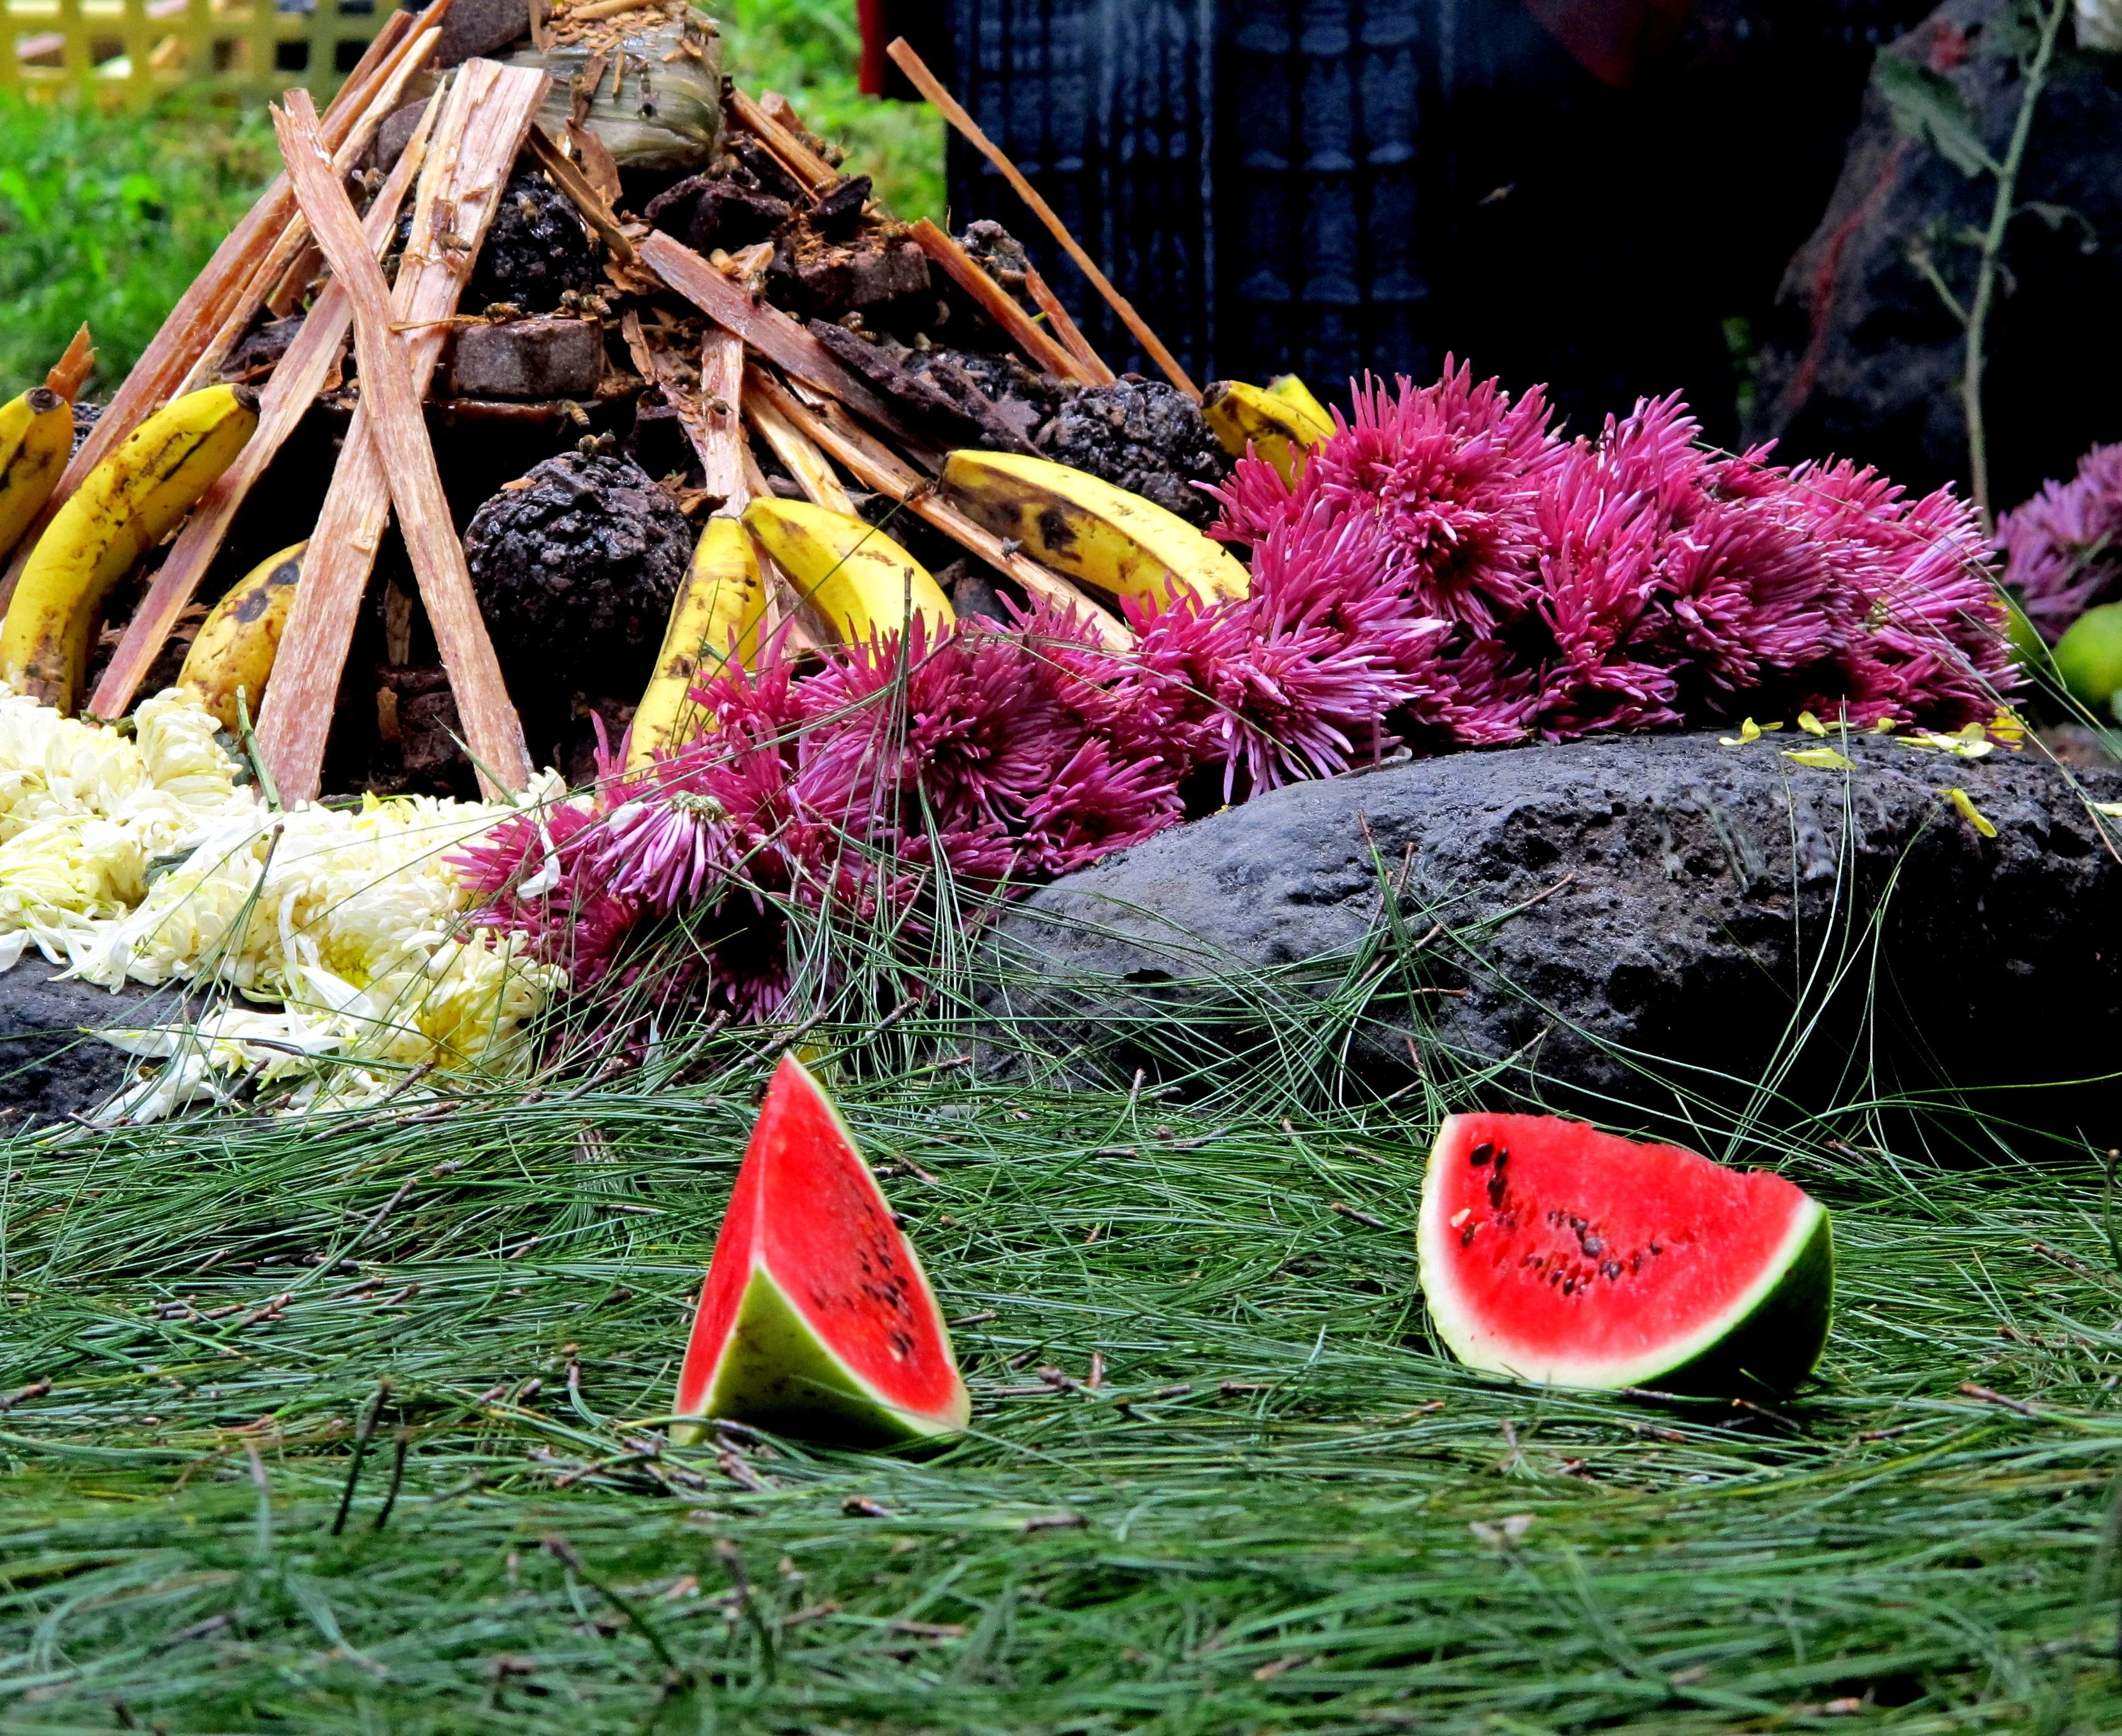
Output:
[{"xmin": 1, "ymin": 0, "xmax": 403, "ymax": 101}]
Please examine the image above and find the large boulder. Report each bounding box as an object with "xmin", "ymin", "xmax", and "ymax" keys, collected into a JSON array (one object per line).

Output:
[
  {"xmin": 1746, "ymin": 0, "xmax": 2122, "ymax": 508},
  {"xmin": 979, "ymin": 731, "xmax": 2122, "ymax": 1140},
  {"xmin": 0, "ymin": 959, "xmax": 177, "ymax": 1133}
]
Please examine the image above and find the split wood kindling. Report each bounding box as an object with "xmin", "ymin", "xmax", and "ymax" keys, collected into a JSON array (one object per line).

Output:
[
  {"xmin": 257, "ymin": 61, "xmax": 549, "ymax": 805},
  {"xmin": 91, "ymin": 92, "xmax": 447, "ymax": 722},
  {"xmin": 639, "ymin": 232, "xmax": 923, "ymax": 450},
  {"xmin": 886, "ymin": 35, "xmax": 1201, "ymax": 399},
  {"xmin": 272, "ymin": 88, "xmax": 531, "ymax": 801},
  {"xmin": 908, "ymin": 219, "xmax": 1090, "ymax": 387}
]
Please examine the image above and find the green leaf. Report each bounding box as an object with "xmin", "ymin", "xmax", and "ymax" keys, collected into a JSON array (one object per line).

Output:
[
  {"xmin": 1872, "ymin": 54, "xmax": 2000, "ymax": 178},
  {"xmin": 0, "ymin": 165, "xmax": 41, "ymax": 229}
]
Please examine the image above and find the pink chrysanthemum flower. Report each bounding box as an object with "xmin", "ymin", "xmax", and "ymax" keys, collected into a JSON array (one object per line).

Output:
[
  {"xmin": 1213, "ymin": 361, "xmax": 1564, "ymax": 633},
  {"xmin": 1997, "ymin": 442, "xmax": 2122, "ymax": 641}
]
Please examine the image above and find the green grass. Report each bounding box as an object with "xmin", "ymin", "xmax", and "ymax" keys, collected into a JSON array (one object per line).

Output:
[
  {"xmin": 0, "ymin": 96, "xmax": 277, "ymax": 401},
  {"xmin": 0, "ymin": 1, "xmax": 944, "ymax": 401},
  {"xmin": 4, "ymin": 926, "xmax": 2121, "ymax": 1731},
  {"xmin": 717, "ymin": 0, "xmax": 945, "ymax": 224}
]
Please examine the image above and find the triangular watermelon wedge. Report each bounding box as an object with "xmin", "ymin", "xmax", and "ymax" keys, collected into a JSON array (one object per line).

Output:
[
  {"xmin": 1418, "ymin": 1112, "xmax": 1833, "ymax": 1395},
  {"xmin": 672, "ymin": 1055, "xmax": 971, "ymax": 1447}
]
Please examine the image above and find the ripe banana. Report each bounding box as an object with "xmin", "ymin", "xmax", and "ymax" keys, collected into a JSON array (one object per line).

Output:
[
  {"xmin": 628, "ymin": 517, "xmax": 773, "ymax": 772},
  {"xmin": 178, "ymin": 540, "xmax": 305, "ymax": 732},
  {"xmin": 0, "ymin": 386, "xmax": 74, "ymax": 566},
  {"xmin": 939, "ymin": 450, "xmax": 1249, "ymax": 610},
  {"xmin": 0, "ymin": 384, "xmax": 256, "ymax": 714},
  {"xmin": 740, "ymin": 498, "xmax": 955, "ymax": 649},
  {"xmin": 1202, "ymin": 378, "xmax": 1336, "ymax": 487},
  {"xmin": 1266, "ymin": 374, "xmax": 1336, "ymax": 439}
]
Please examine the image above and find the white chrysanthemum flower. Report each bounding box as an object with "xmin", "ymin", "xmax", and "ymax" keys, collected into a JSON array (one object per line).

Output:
[{"xmin": 0, "ymin": 688, "xmax": 567, "ymax": 1116}]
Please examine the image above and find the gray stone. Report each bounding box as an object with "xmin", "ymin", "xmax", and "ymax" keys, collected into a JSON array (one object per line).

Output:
[
  {"xmin": 430, "ymin": 0, "xmax": 530, "ymax": 69},
  {"xmin": 979, "ymin": 731, "xmax": 2122, "ymax": 1137},
  {"xmin": 1747, "ymin": 0, "xmax": 2122, "ymax": 506},
  {"xmin": 0, "ymin": 959, "xmax": 184, "ymax": 1132},
  {"xmin": 449, "ymin": 317, "xmax": 603, "ymax": 401}
]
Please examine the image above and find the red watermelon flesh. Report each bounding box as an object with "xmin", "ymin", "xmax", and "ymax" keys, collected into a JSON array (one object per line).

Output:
[
  {"xmin": 673, "ymin": 1055, "xmax": 969, "ymax": 1446},
  {"xmin": 1418, "ymin": 1112, "xmax": 1832, "ymax": 1394}
]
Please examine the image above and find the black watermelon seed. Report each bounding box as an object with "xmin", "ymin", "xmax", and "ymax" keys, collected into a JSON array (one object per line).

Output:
[
  {"xmin": 1461, "ymin": 1222, "xmax": 1477, "ymax": 1247},
  {"xmin": 1582, "ymin": 1235, "xmax": 1605, "ymax": 1256},
  {"xmin": 1469, "ymin": 1141, "xmax": 1494, "ymax": 1166},
  {"xmin": 1601, "ymin": 1260, "xmax": 1622, "ymax": 1279}
]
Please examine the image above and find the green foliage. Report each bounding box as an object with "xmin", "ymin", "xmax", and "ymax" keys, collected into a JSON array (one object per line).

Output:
[
  {"xmin": 716, "ymin": 0, "xmax": 945, "ymax": 223},
  {"xmin": 0, "ymin": 96, "xmax": 276, "ymax": 401}
]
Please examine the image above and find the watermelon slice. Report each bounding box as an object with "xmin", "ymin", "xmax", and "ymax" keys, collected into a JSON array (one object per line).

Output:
[
  {"xmin": 673, "ymin": 1056, "xmax": 971, "ymax": 1447},
  {"xmin": 1418, "ymin": 1113, "xmax": 1833, "ymax": 1394}
]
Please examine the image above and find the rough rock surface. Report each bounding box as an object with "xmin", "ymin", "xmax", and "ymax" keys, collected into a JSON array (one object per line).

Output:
[
  {"xmin": 0, "ymin": 959, "xmax": 177, "ymax": 1131},
  {"xmin": 1036, "ymin": 378, "xmax": 1234, "ymax": 527},
  {"xmin": 981, "ymin": 731, "xmax": 2122, "ymax": 1136},
  {"xmin": 1746, "ymin": 0, "xmax": 2122, "ymax": 506}
]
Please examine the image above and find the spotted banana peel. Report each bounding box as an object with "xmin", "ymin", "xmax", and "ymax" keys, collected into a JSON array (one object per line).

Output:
[{"xmin": 0, "ymin": 383, "xmax": 256, "ymax": 714}]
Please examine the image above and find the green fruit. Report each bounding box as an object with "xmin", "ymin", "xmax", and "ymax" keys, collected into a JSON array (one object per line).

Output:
[{"xmin": 2052, "ymin": 601, "xmax": 2122, "ymax": 717}]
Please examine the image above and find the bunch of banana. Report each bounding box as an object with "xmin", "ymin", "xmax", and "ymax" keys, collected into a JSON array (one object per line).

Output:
[
  {"xmin": 941, "ymin": 450, "xmax": 1250, "ymax": 611},
  {"xmin": 628, "ymin": 517, "xmax": 775, "ymax": 773},
  {"xmin": 1, "ymin": 384, "xmax": 256, "ymax": 714},
  {"xmin": 178, "ymin": 541, "xmax": 305, "ymax": 733},
  {"xmin": 741, "ymin": 499, "xmax": 955, "ymax": 649},
  {"xmin": 1201, "ymin": 373, "xmax": 1338, "ymax": 487},
  {"xmin": 0, "ymin": 324, "xmax": 96, "ymax": 564}
]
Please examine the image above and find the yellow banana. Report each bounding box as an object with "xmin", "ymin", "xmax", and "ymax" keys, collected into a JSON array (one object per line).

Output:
[
  {"xmin": 0, "ymin": 386, "xmax": 74, "ymax": 565},
  {"xmin": 1, "ymin": 384, "xmax": 256, "ymax": 714},
  {"xmin": 740, "ymin": 498, "xmax": 954, "ymax": 649},
  {"xmin": 1266, "ymin": 374, "xmax": 1336, "ymax": 440},
  {"xmin": 628, "ymin": 517, "xmax": 773, "ymax": 771},
  {"xmin": 178, "ymin": 540, "xmax": 305, "ymax": 732},
  {"xmin": 939, "ymin": 449, "xmax": 1249, "ymax": 611},
  {"xmin": 1202, "ymin": 378, "xmax": 1336, "ymax": 487}
]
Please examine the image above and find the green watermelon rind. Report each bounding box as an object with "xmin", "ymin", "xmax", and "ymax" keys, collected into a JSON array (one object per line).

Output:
[
  {"xmin": 671, "ymin": 1058, "xmax": 972, "ymax": 1450},
  {"xmin": 1417, "ymin": 1116, "xmax": 1835, "ymax": 1395},
  {"xmin": 692, "ymin": 1263, "xmax": 972, "ymax": 1449}
]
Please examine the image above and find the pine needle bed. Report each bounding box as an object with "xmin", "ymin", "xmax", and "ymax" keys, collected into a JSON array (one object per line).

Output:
[{"xmin": 3, "ymin": 956, "xmax": 2118, "ymax": 1733}]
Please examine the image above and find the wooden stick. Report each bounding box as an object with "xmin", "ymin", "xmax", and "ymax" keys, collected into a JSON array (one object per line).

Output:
[
  {"xmin": 744, "ymin": 390, "xmax": 855, "ymax": 514},
  {"xmin": 258, "ymin": 61, "xmax": 549, "ymax": 806},
  {"xmin": 753, "ymin": 369, "xmax": 1134, "ymax": 653},
  {"xmin": 907, "ymin": 219, "xmax": 1087, "ymax": 385},
  {"xmin": 523, "ymin": 123, "xmax": 636, "ymax": 263},
  {"xmin": 0, "ymin": 9, "xmax": 429, "ymax": 615},
  {"xmin": 90, "ymin": 94, "xmax": 443, "ymax": 723},
  {"xmin": 182, "ymin": 27, "xmax": 445, "ymax": 398},
  {"xmin": 639, "ymin": 232, "xmax": 924, "ymax": 447},
  {"xmin": 618, "ymin": 315, "xmax": 747, "ymax": 517},
  {"xmin": 45, "ymin": 325, "xmax": 94, "ymax": 402},
  {"xmin": 1023, "ymin": 262, "xmax": 1115, "ymax": 385},
  {"xmin": 695, "ymin": 333, "xmax": 748, "ymax": 517},
  {"xmin": 273, "ymin": 90, "xmax": 530, "ymax": 801},
  {"xmin": 725, "ymin": 88, "xmax": 836, "ymax": 191},
  {"xmin": 886, "ymin": 36, "xmax": 1200, "ymax": 399}
]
